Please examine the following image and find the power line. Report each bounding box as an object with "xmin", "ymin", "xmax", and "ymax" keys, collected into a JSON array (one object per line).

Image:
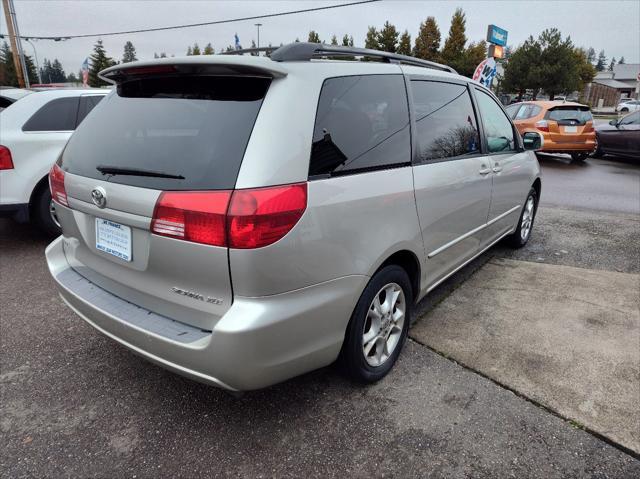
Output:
[{"xmin": 15, "ymin": 0, "xmax": 381, "ymax": 41}]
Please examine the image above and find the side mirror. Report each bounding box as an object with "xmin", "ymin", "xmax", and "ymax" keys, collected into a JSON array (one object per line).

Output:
[
  {"xmin": 609, "ymin": 119, "xmax": 618, "ymax": 126},
  {"xmin": 522, "ymin": 131, "xmax": 544, "ymax": 151}
]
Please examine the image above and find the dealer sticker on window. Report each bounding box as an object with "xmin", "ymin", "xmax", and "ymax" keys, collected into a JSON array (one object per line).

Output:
[{"xmin": 95, "ymin": 218, "xmax": 132, "ymax": 262}]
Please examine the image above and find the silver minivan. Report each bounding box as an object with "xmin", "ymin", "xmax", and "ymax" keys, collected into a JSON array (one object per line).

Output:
[{"xmin": 46, "ymin": 43, "xmax": 542, "ymax": 391}]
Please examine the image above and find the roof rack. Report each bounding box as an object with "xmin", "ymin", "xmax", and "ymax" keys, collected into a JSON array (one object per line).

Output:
[
  {"xmin": 269, "ymin": 42, "xmax": 457, "ymax": 74},
  {"xmin": 221, "ymin": 47, "xmax": 278, "ymax": 56}
]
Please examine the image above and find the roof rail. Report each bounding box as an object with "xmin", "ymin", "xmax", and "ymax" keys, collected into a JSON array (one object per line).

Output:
[
  {"xmin": 269, "ymin": 42, "xmax": 457, "ymax": 74},
  {"xmin": 221, "ymin": 47, "xmax": 278, "ymax": 56}
]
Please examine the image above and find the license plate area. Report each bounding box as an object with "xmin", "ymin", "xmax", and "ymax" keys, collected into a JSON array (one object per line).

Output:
[
  {"xmin": 95, "ymin": 218, "xmax": 132, "ymax": 262},
  {"xmin": 564, "ymin": 126, "xmax": 578, "ymax": 133}
]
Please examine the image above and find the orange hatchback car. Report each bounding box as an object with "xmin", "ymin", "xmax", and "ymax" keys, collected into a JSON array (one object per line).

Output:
[{"xmin": 506, "ymin": 101, "xmax": 596, "ymax": 161}]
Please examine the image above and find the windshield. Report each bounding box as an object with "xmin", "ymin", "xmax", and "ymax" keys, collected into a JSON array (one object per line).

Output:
[{"xmin": 60, "ymin": 76, "xmax": 270, "ymax": 191}]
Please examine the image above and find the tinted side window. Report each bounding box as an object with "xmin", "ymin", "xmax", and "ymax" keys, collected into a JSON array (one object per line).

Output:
[
  {"xmin": 620, "ymin": 111, "xmax": 640, "ymax": 125},
  {"xmin": 475, "ymin": 89, "xmax": 516, "ymax": 153},
  {"xmin": 411, "ymin": 81, "xmax": 480, "ymax": 162},
  {"xmin": 309, "ymin": 75, "xmax": 410, "ymax": 177},
  {"xmin": 76, "ymin": 95, "xmax": 104, "ymax": 126},
  {"xmin": 23, "ymin": 96, "xmax": 79, "ymax": 132}
]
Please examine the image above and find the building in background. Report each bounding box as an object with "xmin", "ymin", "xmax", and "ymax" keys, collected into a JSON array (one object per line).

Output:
[{"xmin": 583, "ymin": 63, "xmax": 640, "ymax": 108}]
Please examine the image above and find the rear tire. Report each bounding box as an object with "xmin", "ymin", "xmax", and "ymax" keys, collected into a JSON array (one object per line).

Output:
[
  {"xmin": 340, "ymin": 265, "xmax": 412, "ymax": 384},
  {"xmin": 591, "ymin": 146, "xmax": 604, "ymax": 158},
  {"xmin": 506, "ymin": 188, "xmax": 537, "ymax": 249},
  {"xmin": 33, "ymin": 186, "xmax": 61, "ymax": 237}
]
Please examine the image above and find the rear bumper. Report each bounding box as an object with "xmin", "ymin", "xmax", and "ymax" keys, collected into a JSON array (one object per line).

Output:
[
  {"xmin": 0, "ymin": 203, "xmax": 29, "ymax": 222},
  {"xmin": 46, "ymin": 236, "xmax": 367, "ymax": 391},
  {"xmin": 540, "ymin": 136, "xmax": 596, "ymax": 153}
]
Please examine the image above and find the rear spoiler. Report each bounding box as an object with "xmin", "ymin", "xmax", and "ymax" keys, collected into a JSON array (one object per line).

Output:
[{"xmin": 99, "ymin": 56, "xmax": 288, "ymax": 84}]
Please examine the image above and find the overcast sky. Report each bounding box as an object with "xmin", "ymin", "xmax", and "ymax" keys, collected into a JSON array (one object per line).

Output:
[{"xmin": 2, "ymin": 0, "xmax": 639, "ymax": 75}]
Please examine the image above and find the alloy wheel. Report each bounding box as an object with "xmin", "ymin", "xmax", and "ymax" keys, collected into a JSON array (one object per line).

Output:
[{"xmin": 362, "ymin": 283, "xmax": 406, "ymax": 367}]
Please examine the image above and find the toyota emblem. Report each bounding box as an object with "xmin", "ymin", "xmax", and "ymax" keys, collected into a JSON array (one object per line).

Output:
[{"xmin": 91, "ymin": 187, "xmax": 107, "ymax": 208}]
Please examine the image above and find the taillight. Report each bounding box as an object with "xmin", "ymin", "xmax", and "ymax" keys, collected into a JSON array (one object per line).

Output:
[
  {"xmin": 150, "ymin": 183, "xmax": 307, "ymax": 249},
  {"xmin": 584, "ymin": 122, "xmax": 594, "ymax": 133},
  {"xmin": 151, "ymin": 191, "xmax": 231, "ymax": 247},
  {"xmin": 535, "ymin": 120, "xmax": 549, "ymax": 132},
  {"xmin": 49, "ymin": 164, "xmax": 68, "ymax": 206},
  {"xmin": 0, "ymin": 145, "xmax": 14, "ymax": 170},
  {"xmin": 228, "ymin": 183, "xmax": 307, "ymax": 249}
]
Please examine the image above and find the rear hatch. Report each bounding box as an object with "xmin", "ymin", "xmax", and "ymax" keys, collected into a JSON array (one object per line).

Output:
[
  {"xmin": 55, "ymin": 70, "xmax": 271, "ymax": 331},
  {"xmin": 545, "ymin": 105, "xmax": 594, "ymax": 143}
]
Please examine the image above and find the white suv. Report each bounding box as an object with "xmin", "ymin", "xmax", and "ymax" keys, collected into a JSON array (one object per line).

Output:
[{"xmin": 0, "ymin": 88, "xmax": 107, "ymax": 234}]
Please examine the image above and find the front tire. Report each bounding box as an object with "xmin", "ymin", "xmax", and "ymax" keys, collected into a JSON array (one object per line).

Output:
[
  {"xmin": 571, "ymin": 152, "xmax": 588, "ymax": 162},
  {"xmin": 33, "ymin": 187, "xmax": 61, "ymax": 236},
  {"xmin": 340, "ymin": 265, "xmax": 412, "ymax": 384},
  {"xmin": 506, "ymin": 188, "xmax": 537, "ymax": 248}
]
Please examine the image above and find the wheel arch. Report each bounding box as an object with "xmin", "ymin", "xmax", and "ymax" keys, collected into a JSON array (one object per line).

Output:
[
  {"xmin": 532, "ymin": 177, "xmax": 541, "ymax": 202},
  {"xmin": 373, "ymin": 249, "xmax": 421, "ymax": 304},
  {"xmin": 28, "ymin": 174, "xmax": 50, "ymax": 217}
]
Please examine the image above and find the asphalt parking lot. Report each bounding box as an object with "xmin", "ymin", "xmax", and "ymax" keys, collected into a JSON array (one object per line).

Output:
[{"xmin": 1, "ymin": 155, "xmax": 639, "ymax": 477}]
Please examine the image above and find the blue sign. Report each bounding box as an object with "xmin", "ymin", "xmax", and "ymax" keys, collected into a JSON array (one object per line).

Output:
[{"xmin": 486, "ymin": 25, "xmax": 508, "ymax": 47}]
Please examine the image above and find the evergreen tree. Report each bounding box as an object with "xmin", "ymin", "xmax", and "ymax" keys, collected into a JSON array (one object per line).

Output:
[
  {"xmin": 0, "ymin": 41, "xmax": 38, "ymax": 85},
  {"xmin": 203, "ymin": 43, "xmax": 214, "ymax": 55},
  {"xmin": 377, "ymin": 21, "xmax": 399, "ymax": 53},
  {"xmin": 122, "ymin": 41, "xmax": 137, "ymax": 63},
  {"xmin": 462, "ymin": 41, "xmax": 487, "ymax": 78},
  {"xmin": 250, "ymin": 40, "xmax": 258, "ymax": 56},
  {"xmin": 192, "ymin": 43, "xmax": 201, "ymax": 55},
  {"xmin": 330, "ymin": 35, "xmax": 338, "ymax": 46},
  {"xmin": 88, "ymin": 40, "xmax": 116, "ymax": 87},
  {"xmin": 50, "ymin": 59, "xmax": 66, "ymax": 82},
  {"xmin": 414, "ymin": 16, "xmax": 441, "ymax": 61},
  {"xmin": 440, "ymin": 8, "xmax": 467, "ymax": 72},
  {"xmin": 573, "ymin": 47, "xmax": 596, "ymax": 93},
  {"xmin": 397, "ymin": 30, "xmax": 411, "ymax": 56},
  {"xmin": 341, "ymin": 34, "xmax": 354, "ymax": 47},
  {"xmin": 618, "ymin": 56, "xmax": 625, "ymax": 64},
  {"xmin": 67, "ymin": 72, "xmax": 78, "ymax": 83},
  {"xmin": 595, "ymin": 50, "xmax": 606, "ymax": 71},
  {"xmin": 364, "ymin": 26, "xmax": 379, "ymax": 50},
  {"xmin": 502, "ymin": 36, "xmax": 542, "ymax": 100},
  {"xmin": 586, "ymin": 47, "xmax": 596, "ymax": 65},
  {"xmin": 186, "ymin": 46, "xmax": 193, "ymax": 56},
  {"xmin": 536, "ymin": 29, "xmax": 588, "ymax": 99},
  {"xmin": 24, "ymin": 55, "xmax": 38, "ymax": 84},
  {"xmin": 608, "ymin": 57, "xmax": 616, "ymax": 71},
  {"xmin": 308, "ymin": 31, "xmax": 321, "ymax": 43}
]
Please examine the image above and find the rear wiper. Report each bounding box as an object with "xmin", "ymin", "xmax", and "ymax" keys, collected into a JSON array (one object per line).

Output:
[{"xmin": 96, "ymin": 165, "xmax": 185, "ymax": 179}]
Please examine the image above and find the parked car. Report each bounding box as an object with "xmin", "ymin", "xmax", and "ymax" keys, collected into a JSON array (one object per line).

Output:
[
  {"xmin": 553, "ymin": 96, "xmax": 566, "ymax": 102},
  {"xmin": 0, "ymin": 88, "xmax": 107, "ymax": 234},
  {"xmin": 45, "ymin": 43, "xmax": 542, "ymax": 391},
  {"xmin": 506, "ymin": 100, "xmax": 595, "ymax": 161},
  {"xmin": 593, "ymin": 111, "xmax": 640, "ymax": 159},
  {"xmin": 0, "ymin": 87, "xmax": 33, "ymax": 110},
  {"xmin": 615, "ymin": 99, "xmax": 640, "ymax": 113}
]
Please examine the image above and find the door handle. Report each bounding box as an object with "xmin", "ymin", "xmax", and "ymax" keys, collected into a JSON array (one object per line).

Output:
[
  {"xmin": 479, "ymin": 166, "xmax": 492, "ymax": 175},
  {"xmin": 492, "ymin": 165, "xmax": 503, "ymax": 173}
]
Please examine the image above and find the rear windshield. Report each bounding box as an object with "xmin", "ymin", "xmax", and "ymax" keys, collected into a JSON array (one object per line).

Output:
[
  {"xmin": 60, "ymin": 76, "xmax": 270, "ymax": 191},
  {"xmin": 546, "ymin": 106, "xmax": 592, "ymax": 125}
]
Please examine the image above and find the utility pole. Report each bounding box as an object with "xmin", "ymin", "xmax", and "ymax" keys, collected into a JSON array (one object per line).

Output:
[
  {"xmin": 254, "ymin": 23, "xmax": 262, "ymax": 49},
  {"xmin": 2, "ymin": 0, "xmax": 29, "ymax": 88}
]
